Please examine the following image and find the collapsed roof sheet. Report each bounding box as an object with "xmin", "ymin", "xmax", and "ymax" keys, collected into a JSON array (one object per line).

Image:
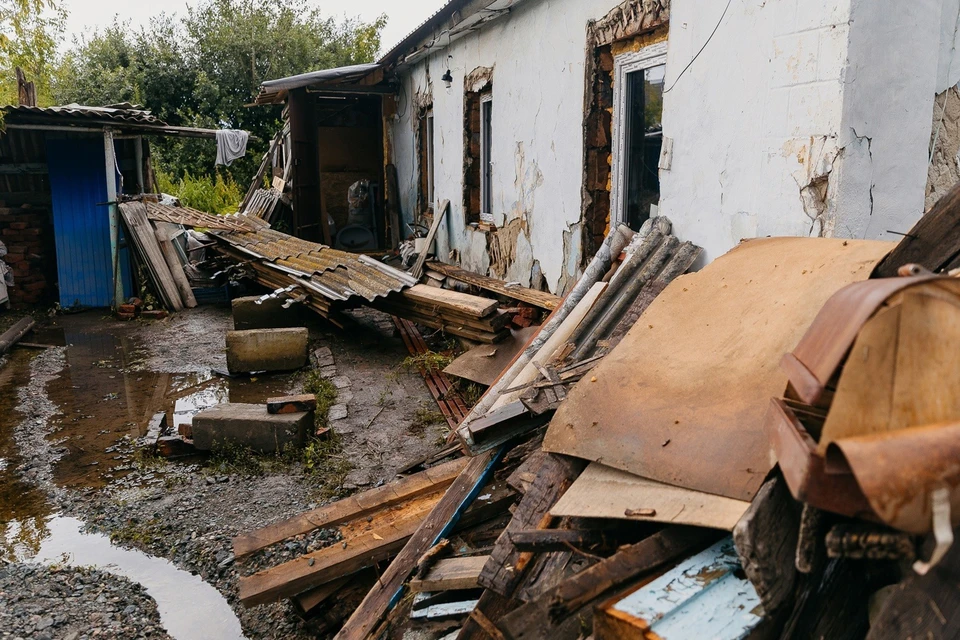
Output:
[{"xmin": 2, "ymin": 103, "xmax": 166, "ymax": 126}]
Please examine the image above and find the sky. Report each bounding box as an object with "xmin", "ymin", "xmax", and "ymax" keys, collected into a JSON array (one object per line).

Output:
[{"xmin": 60, "ymin": 0, "xmax": 444, "ymax": 56}]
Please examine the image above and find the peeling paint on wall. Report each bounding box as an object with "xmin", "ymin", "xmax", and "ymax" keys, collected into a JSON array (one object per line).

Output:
[{"xmin": 927, "ymin": 86, "xmax": 960, "ymax": 210}]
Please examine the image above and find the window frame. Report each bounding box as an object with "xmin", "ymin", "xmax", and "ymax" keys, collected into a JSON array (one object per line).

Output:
[
  {"xmin": 480, "ymin": 92, "xmax": 494, "ymax": 220},
  {"xmin": 426, "ymin": 110, "xmax": 435, "ymax": 209},
  {"xmin": 610, "ymin": 42, "xmax": 668, "ymax": 227}
]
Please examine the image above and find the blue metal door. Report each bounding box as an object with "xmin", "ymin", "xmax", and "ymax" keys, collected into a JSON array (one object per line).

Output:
[{"xmin": 46, "ymin": 137, "xmax": 127, "ymax": 308}]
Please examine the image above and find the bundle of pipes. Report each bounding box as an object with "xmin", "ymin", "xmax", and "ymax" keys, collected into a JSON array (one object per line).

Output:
[{"xmin": 456, "ymin": 218, "xmax": 702, "ymax": 453}]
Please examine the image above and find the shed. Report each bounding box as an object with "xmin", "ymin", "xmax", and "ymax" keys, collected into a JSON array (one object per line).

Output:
[{"xmin": 0, "ymin": 103, "xmax": 219, "ymax": 309}]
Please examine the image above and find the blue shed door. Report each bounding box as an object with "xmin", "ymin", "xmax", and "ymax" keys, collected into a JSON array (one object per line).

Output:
[{"xmin": 46, "ymin": 137, "xmax": 130, "ymax": 308}]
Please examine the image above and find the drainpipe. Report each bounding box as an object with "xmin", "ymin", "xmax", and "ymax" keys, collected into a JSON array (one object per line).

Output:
[{"xmin": 104, "ymin": 127, "xmax": 123, "ymax": 309}]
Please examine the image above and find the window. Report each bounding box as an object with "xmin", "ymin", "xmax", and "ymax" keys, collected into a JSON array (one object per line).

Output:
[
  {"xmin": 480, "ymin": 94, "xmax": 493, "ymax": 219},
  {"xmin": 426, "ymin": 111, "xmax": 435, "ymax": 208},
  {"xmin": 463, "ymin": 80, "xmax": 492, "ymax": 226},
  {"xmin": 418, "ymin": 107, "xmax": 435, "ymax": 213},
  {"xmin": 611, "ymin": 43, "xmax": 667, "ymax": 230}
]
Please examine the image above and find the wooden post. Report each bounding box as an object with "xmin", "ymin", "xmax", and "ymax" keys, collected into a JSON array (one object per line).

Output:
[
  {"xmin": 104, "ymin": 128, "xmax": 123, "ymax": 309},
  {"xmin": 134, "ymin": 136, "xmax": 144, "ymax": 193}
]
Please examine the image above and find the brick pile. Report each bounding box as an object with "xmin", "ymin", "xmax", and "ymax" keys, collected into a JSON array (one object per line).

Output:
[{"xmin": 0, "ymin": 203, "xmax": 53, "ymax": 306}]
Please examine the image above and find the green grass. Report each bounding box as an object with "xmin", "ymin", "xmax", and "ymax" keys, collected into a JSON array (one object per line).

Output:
[
  {"xmin": 303, "ymin": 370, "xmax": 339, "ymax": 432},
  {"xmin": 398, "ymin": 351, "xmax": 454, "ymax": 375},
  {"xmin": 156, "ymin": 170, "xmax": 242, "ymax": 215}
]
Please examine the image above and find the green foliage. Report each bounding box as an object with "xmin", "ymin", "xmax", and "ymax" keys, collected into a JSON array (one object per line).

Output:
[
  {"xmin": 156, "ymin": 169, "xmax": 242, "ymax": 215},
  {"xmin": 50, "ymin": 0, "xmax": 387, "ymax": 186},
  {"xmin": 399, "ymin": 351, "xmax": 454, "ymax": 375},
  {"xmin": 409, "ymin": 404, "xmax": 445, "ymax": 437},
  {"xmin": 0, "ymin": 0, "xmax": 64, "ymax": 105},
  {"xmin": 303, "ymin": 368, "xmax": 339, "ymax": 432}
]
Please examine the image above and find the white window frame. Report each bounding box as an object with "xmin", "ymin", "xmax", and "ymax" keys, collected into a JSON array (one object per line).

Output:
[
  {"xmin": 480, "ymin": 92, "xmax": 493, "ymax": 220},
  {"xmin": 610, "ymin": 42, "xmax": 668, "ymax": 227},
  {"xmin": 425, "ymin": 110, "xmax": 435, "ymax": 208}
]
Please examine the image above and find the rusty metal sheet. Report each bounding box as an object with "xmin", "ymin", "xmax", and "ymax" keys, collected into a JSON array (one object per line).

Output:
[
  {"xmin": 542, "ymin": 237, "xmax": 894, "ymax": 502},
  {"xmin": 827, "ymin": 422, "xmax": 960, "ymax": 534},
  {"xmin": 443, "ymin": 327, "xmax": 539, "ymax": 386}
]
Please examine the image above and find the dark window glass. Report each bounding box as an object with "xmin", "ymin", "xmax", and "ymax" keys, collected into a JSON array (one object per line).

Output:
[{"xmin": 623, "ymin": 64, "xmax": 664, "ymax": 230}]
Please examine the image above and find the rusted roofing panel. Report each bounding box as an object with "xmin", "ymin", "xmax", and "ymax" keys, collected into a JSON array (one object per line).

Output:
[
  {"xmin": 215, "ymin": 215, "xmax": 409, "ymax": 307},
  {"xmin": 3, "ymin": 103, "xmax": 166, "ymax": 126}
]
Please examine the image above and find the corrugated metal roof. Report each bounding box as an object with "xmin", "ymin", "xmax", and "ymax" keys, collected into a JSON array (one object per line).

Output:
[
  {"xmin": 254, "ymin": 63, "xmax": 382, "ymax": 105},
  {"xmin": 3, "ymin": 103, "xmax": 167, "ymax": 126},
  {"xmin": 214, "ymin": 214, "xmax": 411, "ymax": 308}
]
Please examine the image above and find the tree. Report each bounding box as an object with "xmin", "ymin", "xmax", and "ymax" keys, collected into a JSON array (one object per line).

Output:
[
  {"xmin": 53, "ymin": 0, "xmax": 386, "ymax": 186},
  {"xmin": 0, "ymin": 0, "xmax": 65, "ymax": 105}
]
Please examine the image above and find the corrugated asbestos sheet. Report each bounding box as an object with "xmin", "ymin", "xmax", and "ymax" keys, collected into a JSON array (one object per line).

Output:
[
  {"xmin": 215, "ymin": 215, "xmax": 410, "ymax": 311},
  {"xmin": 46, "ymin": 137, "xmax": 131, "ymax": 308},
  {"xmin": 5, "ymin": 104, "xmax": 166, "ymax": 126}
]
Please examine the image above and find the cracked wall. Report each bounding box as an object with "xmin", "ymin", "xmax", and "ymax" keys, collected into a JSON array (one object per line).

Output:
[{"xmin": 390, "ymin": 0, "xmax": 644, "ymax": 293}]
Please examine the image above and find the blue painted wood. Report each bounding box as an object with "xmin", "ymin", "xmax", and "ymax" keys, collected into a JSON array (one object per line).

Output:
[
  {"xmin": 46, "ymin": 137, "xmax": 130, "ymax": 308},
  {"xmin": 611, "ymin": 536, "xmax": 764, "ymax": 640}
]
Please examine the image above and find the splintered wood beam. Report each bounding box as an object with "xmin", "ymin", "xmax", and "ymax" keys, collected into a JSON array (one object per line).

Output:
[
  {"xmin": 497, "ymin": 526, "xmax": 719, "ymax": 639},
  {"xmin": 874, "ymin": 180, "xmax": 960, "ymax": 276},
  {"xmin": 239, "ymin": 490, "xmax": 445, "ymax": 606},
  {"xmin": 233, "ymin": 457, "xmax": 468, "ymax": 557},
  {"xmin": 426, "ymin": 261, "xmax": 563, "ymax": 311},
  {"xmin": 334, "ymin": 447, "xmax": 505, "ymax": 640},
  {"xmin": 409, "ymin": 555, "xmax": 489, "ymax": 593}
]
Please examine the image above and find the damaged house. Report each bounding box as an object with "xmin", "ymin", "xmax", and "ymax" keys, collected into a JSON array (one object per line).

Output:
[{"xmin": 256, "ymin": 0, "xmax": 960, "ymax": 293}]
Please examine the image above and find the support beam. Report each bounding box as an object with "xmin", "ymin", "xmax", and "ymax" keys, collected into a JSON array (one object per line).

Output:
[{"xmin": 103, "ymin": 128, "xmax": 123, "ymax": 309}]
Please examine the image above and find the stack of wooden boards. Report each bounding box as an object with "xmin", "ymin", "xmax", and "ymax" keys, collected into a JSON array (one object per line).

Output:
[
  {"xmin": 374, "ymin": 284, "xmax": 512, "ymax": 344},
  {"xmin": 119, "ymin": 201, "xmax": 197, "ymax": 311}
]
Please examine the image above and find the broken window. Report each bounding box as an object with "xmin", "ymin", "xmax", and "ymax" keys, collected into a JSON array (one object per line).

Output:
[
  {"xmin": 463, "ymin": 81, "xmax": 492, "ymax": 226},
  {"xmin": 611, "ymin": 44, "xmax": 667, "ymax": 231}
]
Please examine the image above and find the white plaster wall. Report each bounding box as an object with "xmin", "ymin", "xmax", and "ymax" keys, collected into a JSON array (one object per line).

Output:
[
  {"xmin": 658, "ymin": 0, "xmax": 853, "ymax": 264},
  {"xmin": 391, "ymin": 0, "xmax": 623, "ymax": 292}
]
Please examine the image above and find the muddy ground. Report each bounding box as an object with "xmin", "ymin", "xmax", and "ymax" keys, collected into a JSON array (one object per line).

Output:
[{"xmin": 0, "ymin": 304, "xmax": 450, "ymax": 639}]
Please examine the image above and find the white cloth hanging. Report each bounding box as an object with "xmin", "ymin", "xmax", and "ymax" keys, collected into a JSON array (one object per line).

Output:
[{"xmin": 215, "ymin": 129, "xmax": 250, "ymax": 166}]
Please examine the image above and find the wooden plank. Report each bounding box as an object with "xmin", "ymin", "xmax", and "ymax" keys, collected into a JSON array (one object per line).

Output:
[
  {"xmin": 444, "ymin": 327, "xmax": 540, "ymax": 386},
  {"xmin": 428, "ymin": 261, "xmax": 563, "ymax": 311},
  {"xmin": 412, "ymin": 199, "xmax": 449, "ymax": 280},
  {"xmin": 498, "ymin": 527, "xmax": 717, "ymax": 640},
  {"xmin": 0, "ymin": 316, "xmax": 34, "ymax": 355},
  {"xmin": 409, "ymin": 556, "xmax": 489, "ymax": 593},
  {"xmin": 232, "ymin": 457, "xmax": 468, "ymax": 557},
  {"xmin": 119, "ymin": 202, "xmax": 183, "ymax": 311},
  {"xmin": 402, "ymin": 284, "xmax": 499, "ymax": 318},
  {"xmin": 334, "ymin": 447, "xmax": 504, "ymax": 640},
  {"xmin": 732, "ymin": 475, "xmax": 801, "ymax": 614},
  {"xmin": 479, "ymin": 453, "xmax": 586, "ymax": 596},
  {"xmin": 155, "ymin": 227, "xmax": 198, "ymax": 308},
  {"xmin": 550, "ymin": 463, "xmax": 751, "ymax": 531},
  {"xmin": 594, "ymin": 538, "xmax": 763, "ymax": 640},
  {"xmin": 239, "ymin": 489, "xmax": 444, "ymax": 606},
  {"xmin": 874, "ymin": 180, "xmax": 960, "ymax": 276}
]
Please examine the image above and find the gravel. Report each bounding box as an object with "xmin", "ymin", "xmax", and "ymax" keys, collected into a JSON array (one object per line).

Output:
[{"xmin": 0, "ymin": 563, "xmax": 171, "ymax": 640}]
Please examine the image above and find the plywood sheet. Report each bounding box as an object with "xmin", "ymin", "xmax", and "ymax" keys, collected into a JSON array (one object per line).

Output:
[
  {"xmin": 551, "ymin": 463, "xmax": 750, "ymax": 530},
  {"xmin": 543, "ymin": 237, "xmax": 894, "ymax": 501},
  {"xmin": 444, "ymin": 327, "xmax": 539, "ymax": 386}
]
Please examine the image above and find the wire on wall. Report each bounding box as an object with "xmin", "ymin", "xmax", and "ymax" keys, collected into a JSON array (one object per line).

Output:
[{"xmin": 663, "ymin": 0, "xmax": 733, "ymax": 94}]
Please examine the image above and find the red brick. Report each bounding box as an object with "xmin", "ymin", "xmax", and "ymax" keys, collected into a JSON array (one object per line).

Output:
[
  {"xmin": 3, "ymin": 254, "xmax": 25, "ymax": 263},
  {"xmin": 23, "ymin": 281, "xmax": 46, "ymax": 291},
  {"xmin": 18, "ymin": 228, "xmax": 41, "ymax": 236},
  {"xmin": 114, "ymin": 311, "xmax": 136, "ymax": 321},
  {"xmin": 1, "ymin": 228, "xmax": 19, "ymax": 237}
]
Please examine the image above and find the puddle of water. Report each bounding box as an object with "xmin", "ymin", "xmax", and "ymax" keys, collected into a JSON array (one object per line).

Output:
[
  {"xmin": 33, "ymin": 516, "xmax": 246, "ymax": 640},
  {"xmin": 0, "ymin": 349, "xmax": 54, "ymax": 562},
  {"xmin": 46, "ymin": 324, "xmax": 295, "ymax": 490}
]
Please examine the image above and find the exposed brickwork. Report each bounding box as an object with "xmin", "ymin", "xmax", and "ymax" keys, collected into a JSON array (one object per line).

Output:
[{"xmin": 0, "ymin": 203, "xmax": 54, "ymax": 306}]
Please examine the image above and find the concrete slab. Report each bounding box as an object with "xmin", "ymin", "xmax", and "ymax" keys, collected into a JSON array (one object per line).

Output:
[
  {"xmin": 225, "ymin": 328, "xmax": 308, "ymax": 374},
  {"xmin": 192, "ymin": 403, "xmax": 312, "ymax": 453},
  {"xmin": 328, "ymin": 404, "xmax": 348, "ymax": 421},
  {"xmin": 231, "ymin": 296, "xmax": 307, "ymax": 330}
]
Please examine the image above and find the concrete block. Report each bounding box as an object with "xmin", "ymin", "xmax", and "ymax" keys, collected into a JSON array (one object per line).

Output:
[
  {"xmin": 232, "ymin": 295, "xmax": 307, "ymax": 330},
  {"xmin": 319, "ymin": 365, "xmax": 338, "ymax": 378},
  {"xmin": 331, "ymin": 376, "xmax": 352, "ymax": 389},
  {"xmin": 226, "ymin": 328, "xmax": 309, "ymax": 374},
  {"xmin": 192, "ymin": 403, "xmax": 312, "ymax": 453}
]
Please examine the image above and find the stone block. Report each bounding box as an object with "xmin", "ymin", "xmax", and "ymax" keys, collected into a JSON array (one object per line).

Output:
[
  {"xmin": 232, "ymin": 295, "xmax": 307, "ymax": 330},
  {"xmin": 331, "ymin": 376, "xmax": 352, "ymax": 389},
  {"xmin": 226, "ymin": 327, "xmax": 308, "ymax": 374},
  {"xmin": 328, "ymin": 404, "xmax": 348, "ymax": 421},
  {"xmin": 192, "ymin": 403, "xmax": 312, "ymax": 453}
]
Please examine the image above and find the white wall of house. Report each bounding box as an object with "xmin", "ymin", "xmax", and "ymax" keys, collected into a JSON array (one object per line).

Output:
[
  {"xmin": 391, "ymin": 0, "xmax": 621, "ymax": 293},
  {"xmin": 391, "ymin": 0, "xmax": 960, "ymax": 288}
]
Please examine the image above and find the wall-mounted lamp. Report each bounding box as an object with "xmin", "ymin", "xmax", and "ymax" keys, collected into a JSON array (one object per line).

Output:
[{"xmin": 442, "ymin": 56, "xmax": 454, "ymax": 92}]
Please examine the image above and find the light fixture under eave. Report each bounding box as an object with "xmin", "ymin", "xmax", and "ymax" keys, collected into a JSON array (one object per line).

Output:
[{"xmin": 442, "ymin": 69, "xmax": 454, "ymax": 91}]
